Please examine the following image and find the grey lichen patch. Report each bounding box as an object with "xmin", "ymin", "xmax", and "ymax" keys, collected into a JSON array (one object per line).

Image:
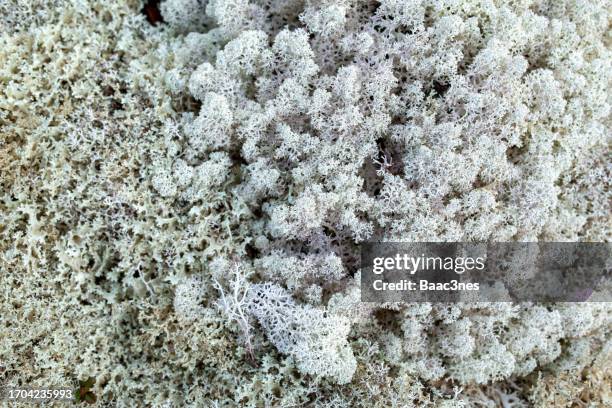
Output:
[{"xmin": 1, "ymin": 0, "xmax": 610, "ymax": 407}]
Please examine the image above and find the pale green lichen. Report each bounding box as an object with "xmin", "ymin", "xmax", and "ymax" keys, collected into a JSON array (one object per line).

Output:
[{"xmin": 1, "ymin": 0, "xmax": 610, "ymax": 406}]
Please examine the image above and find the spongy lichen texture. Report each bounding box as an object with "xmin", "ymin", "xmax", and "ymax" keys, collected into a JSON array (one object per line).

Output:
[{"xmin": 1, "ymin": 0, "xmax": 610, "ymax": 407}]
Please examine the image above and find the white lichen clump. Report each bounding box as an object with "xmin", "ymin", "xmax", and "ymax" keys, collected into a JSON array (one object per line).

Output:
[{"xmin": 1, "ymin": 0, "xmax": 610, "ymax": 406}]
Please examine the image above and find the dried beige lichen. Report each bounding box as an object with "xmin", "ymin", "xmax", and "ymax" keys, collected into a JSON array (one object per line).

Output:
[{"xmin": 1, "ymin": 0, "xmax": 610, "ymax": 406}]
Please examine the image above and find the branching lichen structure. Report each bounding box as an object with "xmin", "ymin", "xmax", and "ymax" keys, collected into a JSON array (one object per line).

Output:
[{"xmin": 1, "ymin": 0, "xmax": 610, "ymax": 406}]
